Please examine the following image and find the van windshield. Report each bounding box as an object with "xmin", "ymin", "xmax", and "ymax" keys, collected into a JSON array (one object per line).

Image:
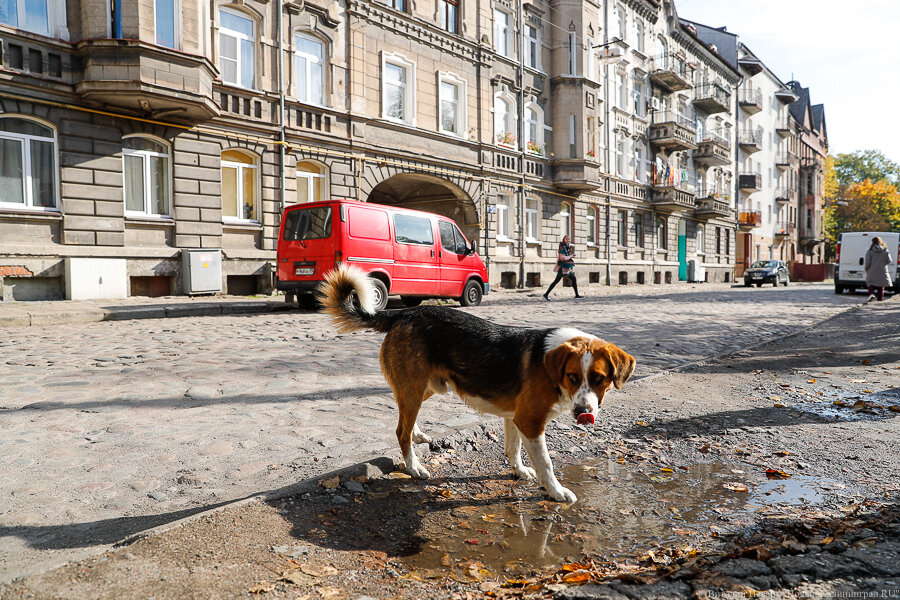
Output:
[{"xmin": 283, "ymin": 206, "xmax": 332, "ymax": 241}]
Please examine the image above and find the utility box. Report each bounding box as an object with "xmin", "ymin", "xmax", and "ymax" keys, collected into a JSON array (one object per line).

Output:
[
  {"xmin": 65, "ymin": 258, "xmax": 127, "ymax": 300},
  {"xmin": 182, "ymin": 249, "xmax": 222, "ymax": 295},
  {"xmin": 687, "ymin": 259, "xmax": 706, "ymax": 283}
]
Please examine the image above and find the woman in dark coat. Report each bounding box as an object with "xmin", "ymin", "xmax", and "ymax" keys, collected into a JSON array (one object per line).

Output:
[
  {"xmin": 864, "ymin": 236, "xmax": 893, "ymax": 302},
  {"xmin": 543, "ymin": 236, "xmax": 584, "ymax": 300}
]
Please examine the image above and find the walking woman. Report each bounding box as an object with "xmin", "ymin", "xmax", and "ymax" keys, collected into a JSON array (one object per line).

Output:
[
  {"xmin": 543, "ymin": 235, "xmax": 584, "ymax": 300},
  {"xmin": 864, "ymin": 236, "xmax": 893, "ymax": 302}
]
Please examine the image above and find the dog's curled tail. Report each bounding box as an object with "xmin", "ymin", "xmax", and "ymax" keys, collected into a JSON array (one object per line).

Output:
[{"xmin": 318, "ymin": 264, "xmax": 390, "ymax": 333}]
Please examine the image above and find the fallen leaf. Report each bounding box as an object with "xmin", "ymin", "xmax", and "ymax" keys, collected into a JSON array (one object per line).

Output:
[
  {"xmin": 808, "ymin": 378, "xmax": 817, "ymax": 383},
  {"xmin": 861, "ymin": 359, "xmax": 871, "ymax": 365},
  {"xmin": 636, "ymin": 421, "xmax": 650, "ymax": 427},
  {"xmin": 773, "ymin": 403, "xmax": 786, "ymax": 408},
  {"xmin": 480, "ymin": 581, "xmax": 501, "ymax": 592},
  {"xmin": 318, "ymin": 586, "xmax": 346, "ymax": 600},
  {"xmin": 833, "ymin": 400, "xmax": 847, "ymax": 407},
  {"xmin": 319, "ymin": 476, "xmax": 340, "ymax": 489},
  {"xmin": 660, "ymin": 467, "xmax": 674, "ymax": 473},
  {"xmin": 698, "ymin": 444, "xmax": 711, "ymax": 453},
  {"xmin": 387, "ymin": 471, "xmax": 411, "ymax": 479},
  {"xmin": 723, "ymin": 482, "xmax": 749, "ymax": 492},
  {"xmin": 248, "ymin": 582, "xmax": 276, "ymax": 593},
  {"xmin": 561, "ymin": 563, "xmax": 593, "ymax": 572},
  {"xmin": 769, "ymin": 396, "xmax": 783, "ymax": 401},
  {"xmin": 862, "ymin": 390, "xmax": 873, "ymax": 394},
  {"xmin": 773, "ymin": 450, "xmax": 791, "ymax": 457},
  {"xmin": 299, "ymin": 564, "xmax": 339, "ymax": 577},
  {"xmin": 649, "ymin": 475, "xmax": 671, "ymax": 483},
  {"xmin": 766, "ymin": 469, "xmax": 791, "ymax": 480},
  {"xmin": 889, "ymin": 406, "xmax": 900, "ymax": 413},
  {"xmin": 279, "ymin": 569, "xmax": 314, "ymax": 586},
  {"xmin": 561, "ymin": 570, "xmax": 592, "ymax": 583},
  {"xmin": 673, "ymin": 528, "xmax": 697, "ymax": 535},
  {"xmin": 464, "ymin": 539, "xmax": 480, "ymax": 545},
  {"xmin": 367, "ymin": 490, "xmax": 390, "ymax": 499},
  {"xmin": 821, "ymin": 536, "xmax": 835, "ymax": 545}
]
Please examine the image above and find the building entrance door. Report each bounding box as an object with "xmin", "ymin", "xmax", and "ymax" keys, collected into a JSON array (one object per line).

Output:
[{"xmin": 677, "ymin": 219, "xmax": 687, "ymax": 281}]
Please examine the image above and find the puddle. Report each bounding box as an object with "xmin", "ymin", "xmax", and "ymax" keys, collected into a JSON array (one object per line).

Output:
[
  {"xmin": 792, "ymin": 387, "xmax": 900, "ymax": 422},
  {"xmin": 401, "ymin": 460, "xmax": 846, "ymax": 577}
]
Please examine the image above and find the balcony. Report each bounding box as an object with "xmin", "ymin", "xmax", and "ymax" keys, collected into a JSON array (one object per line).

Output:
[
  {"xmin": 649, "ymin": 173, "xmax": 696, "ymax": 212},
  {"xmin": 775, "ymin": 187, "xmax": 797, "ymax": 204},
  {"xmin": 694, "ymin": 198, "xmax": 733, "ymax": 220},
  {"xmin": 552, "ymin": 159, "xmax": 603, "ymax": 192},
  {"xmin": 774, "ymin": 222, "xmax": 797, "ymax": 238},
  {"xmin": 739, "ymin": 88, "xmax": 763, "ymax": 114},
  {"xmin": 775, "ymin": 150, "xmax": 799, "ymax": 170},
  {"xmin": 693, "ymin": 83, "xmax": 731, "ymax": 114},
  {"xmin": 739, "ymin": 173, "xmax": 762, "ymax": 191},
  {"xmin": 775, "ymin": 117, "xmax": 793, "ymax": 136},
  {"xmin": 800, "ymin": 228, "xmax": 824, "ymax": 244},
  {"xmin": 738, "ymin": 129, "xmax": 763, "ymax": 154},
  {"xmin": 75, "ymin": 39, "xmax": 219, "ymax": 123},
  {"xmin": 649, "ymin": 111, "xmax": 697, "ymax": 152},
  {"xmin": 739, "ymin": 211, "xmax": 762, "ymax": 230},
  {"xmin": 693, "ymin": 132, "xmax": 730, "ymax": 166},
  {"xmin": 649, "ymin": 54, "xmax": 693, "ymax": 93}
]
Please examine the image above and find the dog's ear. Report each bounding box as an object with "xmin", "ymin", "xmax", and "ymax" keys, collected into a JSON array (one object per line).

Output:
[
  {"xmin": 544, "ymin": 342, "xmax": 578, "ymax": 388},
  {"xmin": 603, "ymin": 343, "xmax": 636, "ymax": 389}
]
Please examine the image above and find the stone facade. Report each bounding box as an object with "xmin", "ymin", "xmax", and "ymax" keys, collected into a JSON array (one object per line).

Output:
[{"xmin": 1, "ymin": 0, "xmax": 760, "ymax": 300}]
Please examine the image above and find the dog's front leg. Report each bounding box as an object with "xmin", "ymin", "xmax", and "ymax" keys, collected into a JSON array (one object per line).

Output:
[
  {"xmin": 504, "ymin": 418, "xmax": 536, "ymax": 480},
  {"xmin": 521, "ymin": 434, "xmax": 576, "ymax": 502}
]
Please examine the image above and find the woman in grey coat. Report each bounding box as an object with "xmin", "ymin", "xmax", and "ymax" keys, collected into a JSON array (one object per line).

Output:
[{"xmin": 864, "ymin": 236, "xmax": 893, "ymax": 302}]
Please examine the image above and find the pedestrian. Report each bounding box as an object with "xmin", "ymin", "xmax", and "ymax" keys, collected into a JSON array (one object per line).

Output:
[
  {"xmin": 543, "ymin": 235, "xmax": 584, "ymax": 300},
  {"xmin": 864, "ymin": 236, "xmax": 893, "ymax": 303}
]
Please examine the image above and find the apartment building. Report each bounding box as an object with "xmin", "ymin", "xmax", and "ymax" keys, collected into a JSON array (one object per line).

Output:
[
  {"xmin": 0, "ymin": 0, "xmax": 741, "ymax": 301},
  {"xmin": 787, "ymin": 81, "xmax": 827, "ymax": 265}
]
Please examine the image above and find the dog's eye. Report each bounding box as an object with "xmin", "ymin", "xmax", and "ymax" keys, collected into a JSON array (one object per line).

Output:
[
  {"xmin": 591, "ymin": 375, "xmax": 604, "ymax": 386},
  {"xmin": 567, "ymin": 373, "xmax": 579, "ymax": 385}
]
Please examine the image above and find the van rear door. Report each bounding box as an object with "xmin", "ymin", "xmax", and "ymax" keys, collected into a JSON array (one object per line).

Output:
[
  {"xmin": 278, "ymin": 203, "xmax": 336, "ymax": 283},
  {"xmin": 390, "ymin": 211, "xmax": 438, "ymax": 295}
]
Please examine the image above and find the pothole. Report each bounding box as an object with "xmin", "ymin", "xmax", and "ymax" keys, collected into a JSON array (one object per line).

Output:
[{"xmin": 792, "ymin": 387, "xmax": 900, "ymax": 422}]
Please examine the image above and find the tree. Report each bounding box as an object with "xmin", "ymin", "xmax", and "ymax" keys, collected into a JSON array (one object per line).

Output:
[
  {"xmin": 830, "ymin": 179, "xmax": 900, "ymax": 236},
  {"xmin": 833, "ymin": 149, "xmax": 900, "ymax": 188}
]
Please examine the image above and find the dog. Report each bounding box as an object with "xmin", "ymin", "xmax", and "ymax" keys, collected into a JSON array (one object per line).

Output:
[{"xmin": 318, "ymin": 265, "xmax": 636, "ymax": 502}]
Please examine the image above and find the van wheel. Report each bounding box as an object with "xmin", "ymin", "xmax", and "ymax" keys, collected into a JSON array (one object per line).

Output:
[
  {"xmin": 459, "ymin": 280, "xmax": 483, "ymax": 307},
  {"xmin": 401, "ymin": 296, "xmax": 423, "ymax": 307},
  {"xmin": 834, "ymin": 284, "xmax": 844, "ymax": 294},
  {"xmin": 369, "ymin": 278, "xmax": 389, "ymax": 311}
]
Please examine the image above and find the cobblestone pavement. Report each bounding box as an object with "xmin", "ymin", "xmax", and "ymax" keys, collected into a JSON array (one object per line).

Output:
[{"xmin": 0, "ymin": 282, "xmax": 860, "ymax": 580}]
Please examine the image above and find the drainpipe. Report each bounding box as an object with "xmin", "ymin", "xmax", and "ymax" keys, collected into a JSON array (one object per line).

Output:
[
  {"xmin": 277, "ymin": 0, "xmax": 286, "ymax": 212},
  {"xmin": 517, "ymin": 0, "xmax": 526, "ymax": 288},
  {"xmin": 602, "ymin": 1, "xmax": 611, "ymax": 286}
]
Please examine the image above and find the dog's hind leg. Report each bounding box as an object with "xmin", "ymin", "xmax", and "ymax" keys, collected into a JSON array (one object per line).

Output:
[
  {"xmin": 394, "ymin": 385, "xmax": 431, "ymax": 480},
  {"xmin": 412, "ymin": 389, "xmax": 434, "ymax": 444},
  {"xmin": 504, "ymin": 418, "xmax": 536, "ymax": 481}
]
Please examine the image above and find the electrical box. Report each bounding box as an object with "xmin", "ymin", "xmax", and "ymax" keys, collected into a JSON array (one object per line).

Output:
[
  {"xmin": 65, "ymin": 258, "xmax": 127, "ymax": 300},
  {"xmin": 687, "ymin": 259, "xmax": 706, "ymax": 283},
  {"xmin": 182, "ymin": 249, "xmax": 222, "ymax": 295}
]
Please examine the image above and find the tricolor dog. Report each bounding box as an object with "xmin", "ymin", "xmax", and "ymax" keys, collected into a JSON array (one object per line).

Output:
[{"xmin": 319, "ymin": 265, "xmax": 636, "ymax": 502}]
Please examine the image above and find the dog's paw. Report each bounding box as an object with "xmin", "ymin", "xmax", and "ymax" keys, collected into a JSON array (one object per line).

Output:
[
  {"xmin": 514, "ymin": 465, "xmax": 537, "ymax": 481},
  {"xmin": 412, "ymin": 431, "xmax": 432, "ymax": 444},
  {"xmin": 407, "ymin": 463, "xmax": 431, "ymax": 479},
  {"xmin": 547, "ymin": 485, "xmax": 577, "ymax": 503}
]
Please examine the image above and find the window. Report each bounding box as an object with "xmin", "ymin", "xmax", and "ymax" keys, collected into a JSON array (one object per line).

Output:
[
  {"xmin": 615, "ymin": 5, "xmax": 626, "ymax": 41},
  {"xmin": 439, "ymin": 0, "xmax": 459, "ymax": 34},
  {"xmin": 615, "ymin": 136, "xmax": 625, "ymax": 177},
  {"xmin": 568, "ymin": 114, "xmax": 576, "ymax": 158},
  {"xmin": 496, "ymin": 193, "xmax": 511, "ymax": 240},
  {"xmin": 494, "ymin": 93, "xmax": 516, "ymax": 148},
  {"xmin": 123, "ymin": 137, "xmax": 170, "ymax": 217},
  {"xmin": 525, "ymin": 198, "xmax": 540, "ymax": 241},
  {"xmin": 221, "ymin": 150, "xmax": 257, "ymax": 221},
  {"xmin": 382, "ymin": 54, "xmax": 414, "ymax": 124},
  {"xmin": 493, "ymin": 9, "xmax": 510, "ymax": 57},
  {"xmin": 634, "ymin": 145, "xmax": 644, "ymax": 182},
  {"xmin": 696, "ymin": 224, "xmax": 705, "ymax": 253},
  {"xmin": 525, "ymin": 103, "xmax": 544, "ymax": 155},
  {"xmin": 617, "ymin": 210, "xmax": 627, "ymax": 246},
  {"xmin": 378, "ymin": 0, "xmax": 406, "ymax": 10},
  {"xmin": 0, "ymin": 0, "xmax": 50, "ymax": 35},
  {"xmin": 439, "ymin": 220, "xmax": 467, "ymax": 255},
  {"xmin": 715, "ymin": 226, "xmax": 722, "ymax": 254},
  {"xmin": 634, "ymin": 19, "xmax": 644, "ymax": 53},
  {"xmin": 219, "ymin": 8, "xmax": 255, "ymax": 88},
  {"xmin": 656, "ymin": 217, "xmax": 667, "ymax": 250},
  {"xmin": 586, "ymin": 206, "xmax": 597, "ymax": 245},
  {"xmin": 634, "ymin": 212, "xmax": 644, "ymax": 248},
  {"xmin": 283, "ymin": 206, "xmax": 333, "ymax": 241},
  {"xmin": 560, "ymin": 202, "xmax": 572, "ymax": 240},
  {"xmin": 394, "ymin": 213, "xmax": 434, "ymax": 245},
  {"xmin": 295, "ymin": 34, "xmax": 325, "ymax": 105},
  {"xmin": 567, "ymin": 32, "xmax": 576, "ymax": 75},
  {"xmin": 725, "ymin": 228, "xmax": 730, "ymax": 257},
  {"xmin": 439, "ymin": 73, "xmax": 466, "ymax": 136},
  {"xmin": 586, "ymin": 37, "xmax": 595, "ymax": 81},
  {"xmin": 525, "ymin": 24, "xmax": 540, "ymax": 70},
  {"xmin": 633, "ymin": 80, "xmax": 645, "ymax": 117},
  {"xmin": 616, "ymin": 72, "xmax": 627, "ymax": 110},
  {"xmin": 296, "ymin": 161, "xmax": 328, "ymax": 204},
  {"xmin": 0, "ymin": 117, "xmax": 57, "ymax": 210},
  {"xmin": 155, "ymin": 0, "xmax": 177, "ymax": 48}
]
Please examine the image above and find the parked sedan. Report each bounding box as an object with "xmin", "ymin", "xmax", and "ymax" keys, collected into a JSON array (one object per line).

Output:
[{"xmin": 743, "ymin": 260, "xmax": 790, "ymax": 287}]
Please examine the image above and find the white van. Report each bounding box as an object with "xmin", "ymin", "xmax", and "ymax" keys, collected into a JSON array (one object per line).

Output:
[{"xmin": 834, "ymin": 231, "xmax": 900, "ymax": 294}]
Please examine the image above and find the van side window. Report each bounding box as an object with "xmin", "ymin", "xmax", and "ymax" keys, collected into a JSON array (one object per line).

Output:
[
  {"xmin": 394, "ymin": 214, "xmax": 434, "ymax": 245},
  {"xmin": 439, "ymin": 221, "xmax": 466, "ymax": 255},
  {"xmin": 349, "ymin": 207, "xmax": 390, "ymax": 241},
  {"xmin": 283, "ymin": 206, "xmax": 332, "ymax": 240}
]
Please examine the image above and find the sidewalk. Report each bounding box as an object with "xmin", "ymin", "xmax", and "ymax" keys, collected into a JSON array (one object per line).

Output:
[{"xmin": 0, "ymin": 279, "xmax": 746, "ymax": 328}]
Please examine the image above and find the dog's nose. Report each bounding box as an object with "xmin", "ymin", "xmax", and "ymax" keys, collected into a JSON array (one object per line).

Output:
[{"xmin": 573, "ymin": 405, "xmax": 588, "ymax": 417}]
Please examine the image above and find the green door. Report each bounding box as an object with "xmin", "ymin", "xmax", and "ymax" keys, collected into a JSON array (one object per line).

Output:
[{"xmin": 677, "ymin": 219, "xmax": 687, "ymax": 281}]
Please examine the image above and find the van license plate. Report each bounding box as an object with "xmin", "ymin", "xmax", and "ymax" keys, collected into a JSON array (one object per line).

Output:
[{"xmin": 295, "ymin": 267, "xmax": 314, "ymax": 276}]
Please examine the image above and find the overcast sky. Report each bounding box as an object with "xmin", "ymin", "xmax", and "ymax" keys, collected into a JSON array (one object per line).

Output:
[{"xmin": 675, "ymin": 0, "xmax": 900, "ymax": 165}]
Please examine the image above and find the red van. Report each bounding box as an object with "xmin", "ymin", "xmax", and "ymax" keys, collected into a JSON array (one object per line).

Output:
[{"xmin": 275, "ymin": 200, "xmax": 489, "ymax": 310}]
